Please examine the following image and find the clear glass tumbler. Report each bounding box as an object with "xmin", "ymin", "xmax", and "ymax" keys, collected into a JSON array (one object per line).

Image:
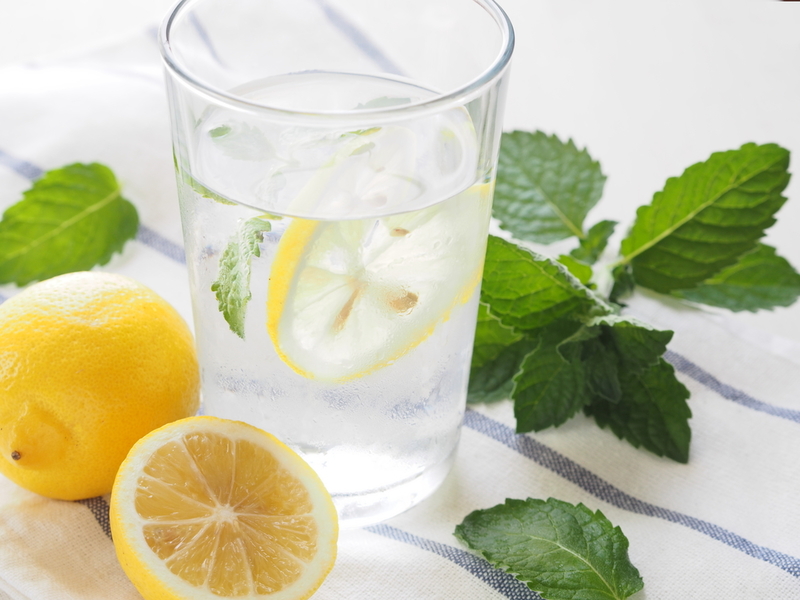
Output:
[{"xmin": 160, "ymin": 0, "xmax": 514, "ymax": 527}]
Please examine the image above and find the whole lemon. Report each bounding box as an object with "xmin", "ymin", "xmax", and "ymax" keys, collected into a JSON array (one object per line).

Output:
[{"xmin": 0, "ymin": 271, "xmax": 200, "ymax": 500}]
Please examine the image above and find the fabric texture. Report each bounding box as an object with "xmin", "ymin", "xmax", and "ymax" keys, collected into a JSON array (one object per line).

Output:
[{"xmin": 1, "ymin": 26, "xmax": 800, "ymax": 600}]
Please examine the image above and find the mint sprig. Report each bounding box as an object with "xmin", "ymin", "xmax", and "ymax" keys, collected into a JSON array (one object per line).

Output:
[
  {"xmin": 455, "ymin": 497, "xmax": 644, "ymax": 600},
  {"xmin": 674, "ymin": 243, "xmax": 800, "ymax": 311},
  {"xmin": 0, "ymin": 163, "xmax": 139, "ymax": 286},
  {"xmin": 211, "ymin": 217, "xmax": 272, "ymax": 338},
  {"xmin": 493, "ymin": 130, "xmax": 607, "ymax": 244},
  {"xmin": 616, "ymin": 142, "xmax": 790, "ymax": 294},
  {"xmin": 473, "ymin": 131, "xmax": 796, "ymax": 462}
]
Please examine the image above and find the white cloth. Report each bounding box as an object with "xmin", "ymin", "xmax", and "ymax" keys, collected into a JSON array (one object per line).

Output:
[{"xmin": 2, "ymin": 22, "xmax": 800, "ymax": 600}]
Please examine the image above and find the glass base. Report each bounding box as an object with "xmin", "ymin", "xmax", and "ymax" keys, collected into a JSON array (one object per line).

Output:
[{"xmin": 331, "ymin": 448, "xmax": 457, "ymax": 529}]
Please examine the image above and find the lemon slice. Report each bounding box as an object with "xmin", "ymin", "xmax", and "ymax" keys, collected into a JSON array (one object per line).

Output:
[
  {"xmin": 110, "ymin": 416, "xmax": 338, "ymax": 600},
  {"xmin": 266, "ymin": 183, "xmax": 493, "ymax": 381}
]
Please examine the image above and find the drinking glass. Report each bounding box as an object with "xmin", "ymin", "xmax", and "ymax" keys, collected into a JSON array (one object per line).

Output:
[{"xmin": 160, "ymin": 0, "xmax": 514, "ymax": 527}]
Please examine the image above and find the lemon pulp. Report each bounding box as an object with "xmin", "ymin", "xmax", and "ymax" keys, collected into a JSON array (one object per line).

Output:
[
  {"xmin": 266, "ymin": 183, "xmax": 493, "ymax": 381},
  {"xmin": 111, "ymin": 417, "xmax": 338, "ymax": 600}
]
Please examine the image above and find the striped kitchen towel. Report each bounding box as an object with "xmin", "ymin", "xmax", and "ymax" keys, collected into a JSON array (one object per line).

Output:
[{"xmin": 2, "ymin": 24, "xmax": 800, "ymax": 600}]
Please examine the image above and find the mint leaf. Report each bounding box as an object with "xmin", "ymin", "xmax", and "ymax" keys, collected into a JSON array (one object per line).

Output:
[
  {"xmin": 480, "ymin": 235, "xmax": 611, "ymax": 333},
  {"xmin": 471, "ymin": 303, "xmax": 524, "ymax": 368},
  {"xmin": 512, "ymin": 320, "xmax": 590, "ymax": 432},
  {"xmin": 493, "ymin": 131, "xmax": 607, "ymax": 244},
  {"xmin": 582, "ymin": 337, "xmax": 622, "ymax": 403},
  {"xmin": 557, "ymin": 254, "xmax": 593, "ymax": 285},
  {"xmin": 674, "ymin": 243, "xmax": 800, "ymax": 312},
  {"xmin": 590, "ymin": 315, "xmax": 673, "ymax": 373},
  {"xmin": 571, "ymin": 219, "xmax": 617, "ymax": 264},
  {"xmin": 0, "ymin": 163, "xmax": 139, "ymax": 286},
  {"xmin": 455, "ymin": 497, "xmax": 644, "ymax": 600},
  {"xmin": 181, "ymin": 168, "xmax": 237, "ymax": 205},
  {"xmin": 469, "ymin": 304, "xmax": 529, "ymax": 404},
  {"xmin": 211, "ymin": 217, "xmax": 272, "ymax": 338},
  {"xmin": 609, "ymin": 264, "xmax": 635, "ymax": 304},
  {"xmin": 468, "ymin": 339, "xmax": 535, "ymax": 404},
  {"xmin": 585, "ymin": 358, "xmax": 692, "ymax": 463},
  {"xmin": 618, "ymin": 143, "xmax": 791, "ymax": 293},
  {"xmin": 209, "ymin": 121, "xmax": 276, "ymax": 161}
]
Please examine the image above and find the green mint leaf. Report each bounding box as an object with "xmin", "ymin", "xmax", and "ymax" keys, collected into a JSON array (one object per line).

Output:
[
  {"xmin": 0, "ymin": 163, "xmax": 139, "ymax": 286},
  {"xmin": 585, "ymin": 358, "xmax": 692, "ymax": 463},
  {"xmin": 579, "ymin": 317, "xmax": 672, "ymax": 405},
  {"xmin": 609, "ymin": 264, "xmax": 635, "ymax": 304},
  {"xmin": 471, "ymin": 303, "xmax": 524, "ymax": 368},
  {"xmin": 209, "ymin": 121, "xmax": 276, "ymax": 161},
  {"xmin": 493, "ymin": 130, "xmax": 607, "ymax": 244},
  {"xmin": 618, "ymin": 142, "xmax": 791, "ymax": 293},
  {"xmin": 181, "ymin": 169, "xmax": 237, "ymax": 205},
  {"xmin": 480, "ymin": 235, "xmax": 611, "ymax": 333},
  {"xmin": 469, "ymin": 304, "xmax": 529, "ymax": 404},
  {"xmin": 557, "ymin": 254, "xmax": 593, "ymax": 285},
  {"xmin": 582, "ymin": 337, "xmax": 622, "ymax": 403},
  {"xmin": 455, "ymin": 497, "xmax": 644, "ymax": 600},
  {"xmin": 211, "ymin": 217, "xmax": 272, "ymax": 338},
  {"xmin": 589, "ymin": 315, "xmax": 673, "ymax": 373},
  {"xmin": 571, "ymin": 219, "xmax": 617, "ymax": 264},
  {"xmin": 674, "ymin": 243, "xmax": 800, "ymax": 312},
  {"xmin": 512, "ymin": 320, "xmax": 591, "ymax": 432},
  {"xmin": 468, "ymin": 339, "xmax": 535, "ymax": 404}
]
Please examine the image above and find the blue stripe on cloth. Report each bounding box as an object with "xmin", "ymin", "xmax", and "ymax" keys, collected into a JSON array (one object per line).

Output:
[
  {"xmin": 313, "ymin": 0, "xmax": 404, "ymax": 75},
  {"xmin": 367, "ymin": 523, "xmax": 542, "ymax": 599},
  {"xmin": 0, "ymin": 149, "xmax": 186, "ymax": 265},
  {"xmin": 76, "ymin": 497, "xmax": 112, "ymax": 539},
  {"xmin": 188, "ymin": 13, "xmax": 227, "ymax": 68},
  {"xmin": 0, "ymin": 148, "xmax": 44, "ymax": 180},
  {"xmin": 136, "ymin": 224, "xmax": 186, "ymax": 264},
  {"xmin": 666, "ymin": 349, "xmax": 800, "ymax": 424},
  {"xmin": 464, "ymin": 409, "xmax": 800, "ymax": 578}
]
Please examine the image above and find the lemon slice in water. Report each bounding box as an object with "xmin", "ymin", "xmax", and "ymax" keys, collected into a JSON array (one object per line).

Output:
[{"xmin": 266, "ymin": 183, "xmax": 493, "ymax": 381}]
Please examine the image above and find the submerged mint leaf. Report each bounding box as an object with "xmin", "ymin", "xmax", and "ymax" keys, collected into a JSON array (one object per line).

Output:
[
  {"xmin": 211, "ymin": 217, "xmax": 272, "ymax": 338},
  {"xmin": 480, "ymin": 235, "xmax": 612, "ymax": 333},
  {"xmin": 455, "ymin": 497, "xmax": 644, "ymax": 600},
  {"xmin": 618, "ymin": 143, "xmax": 791, "ymax": 293},
  {"xmin": 208, "ymin": 121, "xmax": 276, "ymax": 161},
  {"xmin": 0, "ymin": 162, "xmax": 139, "ymax": 286},
  {"xmin": 571, "ymin": 219, "xmax": 617, "ymax": 264},
  {"xmin": 585, "ymin": 358, "xmax": 691, "ymax": 463},
  {"xmin": 493, "ymin": 130, "xmax": 606, "ymax": 244},
  {"xmin": 674, "ymin": 243, "xmax": 800, "ymax": 312}
]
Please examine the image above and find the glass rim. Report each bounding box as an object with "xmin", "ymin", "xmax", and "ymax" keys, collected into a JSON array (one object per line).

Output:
[{"xmin": 158, "ymin": 0, "xmax": 515, "ymax": 120}]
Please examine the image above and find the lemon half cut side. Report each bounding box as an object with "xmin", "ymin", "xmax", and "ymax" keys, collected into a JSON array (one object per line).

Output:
[
  {"xmin": 266, "ymin": 183, "xmax": 493, "ymax": 382},
  {"xmin": 110, "ymin": 416, "xmax": 338, "ymax": 600}
]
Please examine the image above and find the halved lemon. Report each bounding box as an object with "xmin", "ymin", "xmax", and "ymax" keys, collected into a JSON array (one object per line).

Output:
[
  {"xmin": 266, "ymin": 183, "xmax": 493, "ymax": 381},
  {"xmin": 109, "ymin": 416, "xmax": 338, "ymax": 600}
]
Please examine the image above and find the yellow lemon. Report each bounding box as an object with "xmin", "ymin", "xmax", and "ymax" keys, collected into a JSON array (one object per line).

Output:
[
  {"xmin": 0, "ymin": 271, "xmax": 199, "ymax": 500},
  {"xmin": 110, "ymin": 416, "xmax": 338, "ymax": 600},
  {"xmin": 266, "ymin": 183, "xmax": 493, "ymax": 381}
]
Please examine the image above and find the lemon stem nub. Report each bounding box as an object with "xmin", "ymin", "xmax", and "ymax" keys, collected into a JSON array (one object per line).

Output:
[{"xmin": 11, "ymin": 451, "xmax": 21, "ymax": 461}]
